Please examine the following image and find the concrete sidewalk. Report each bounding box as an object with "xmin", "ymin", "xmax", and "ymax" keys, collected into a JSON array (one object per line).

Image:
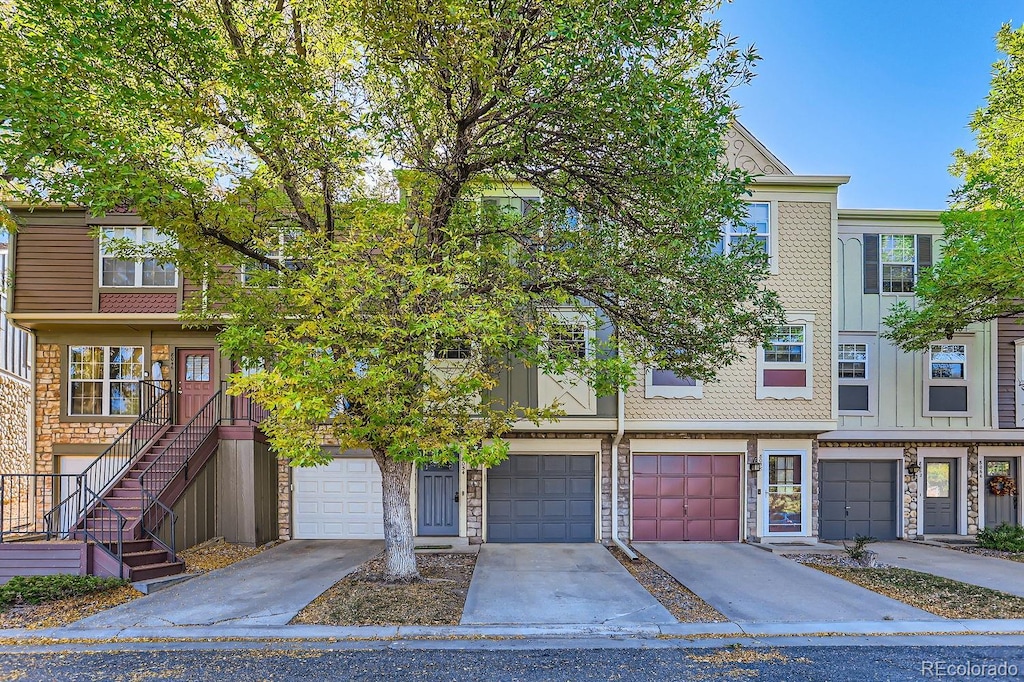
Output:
[
  {"xmin": 71, "ymin": 540, "xmax": 382, "ymax": 628},
  {"xmin": 872, "ymin": 541, "xmax": 1024, "ymax": 597},
  {"xmin": 460, "ymin": 544, "xmax": 675, "ymax": 625},
  {"xmin": 637, "ymin": 543, "xmax": 939, "ymax": 623}
]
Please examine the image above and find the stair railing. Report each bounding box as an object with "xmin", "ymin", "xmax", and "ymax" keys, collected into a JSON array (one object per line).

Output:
[
  {"xmin": 137, "ymin": 389, "xmax": 221, "ymax": 559},
  {"xmin": 44, "ymin": 380, "xmax": 172, "ymax": 536},
  {"xmin": 79, "ymin": 491, "xmax": 127, "ymax": 579}
]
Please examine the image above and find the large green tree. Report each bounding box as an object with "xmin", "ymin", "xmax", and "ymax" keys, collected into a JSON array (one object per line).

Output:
[
  {"xmin": 1, "ymin": 0, "xmax": 784, "ymax": 580},
  {"xmin": 886, "ymin": 24, "xmax": 1024, "ymax": 349}
]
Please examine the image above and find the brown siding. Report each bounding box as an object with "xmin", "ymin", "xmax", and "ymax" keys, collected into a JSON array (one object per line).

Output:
[
  {"xmin": 13, "ymin": 210, "xmax": 95, "ymax": 313},
  {"xmin": 160, "ymin": 453, "xmax": 218, "ymax": 552},
  {"xmin": 998, "ymin": 317, "xmax": 1024, "ymax": 429},
  {"xmin": 0, "ymin": 543, "xmax": 87, "ymax": 583},
  {"xmin": 182, "ymin": 277, "xmax": 203, "ymax": 307},
  {"xmin": 253, "ymin": 440, "xmax": 279, "ymax": 545},
  {"xmin": 99, "ymin": 292, "xmax": 177, "ymax": 313}
]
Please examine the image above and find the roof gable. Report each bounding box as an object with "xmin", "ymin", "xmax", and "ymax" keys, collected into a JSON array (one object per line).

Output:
[{"xmin": 724, "ymin": 121, "xmax": 792, "ymax": 176}]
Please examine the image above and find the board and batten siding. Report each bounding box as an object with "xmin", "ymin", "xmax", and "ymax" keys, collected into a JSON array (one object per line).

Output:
[
  {"xmin": 997, "ymin": 317, "xmax": 1024, "ymax": 429},
  {"xmin": 12, "ymin": 210, "xmax": 95, "ymax": 313},
  {"xmin": 836, "ymin": 233, "xmax": 993, "ymax": 430}
]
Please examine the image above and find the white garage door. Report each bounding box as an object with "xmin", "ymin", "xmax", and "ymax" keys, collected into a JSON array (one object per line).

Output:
[{"xmin": 293, "ymin": 458, "xmax": 384, "ymax": 539}]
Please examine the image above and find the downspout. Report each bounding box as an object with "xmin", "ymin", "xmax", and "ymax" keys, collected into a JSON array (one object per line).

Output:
[{"xmin": 610, "ymin": 384, "xmax": 637, "ymax": 559}]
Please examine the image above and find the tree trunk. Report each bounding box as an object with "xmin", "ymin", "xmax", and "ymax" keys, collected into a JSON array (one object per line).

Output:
[{"xmin": 377, "ymin": 454, "xmax": 419, "ymax": 582}]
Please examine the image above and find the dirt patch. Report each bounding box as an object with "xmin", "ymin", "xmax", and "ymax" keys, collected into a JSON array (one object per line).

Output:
[
  {"xmin": 0, "ymin": 585, "xmax": 141, "ymax": 630},
  {"xmin": 292, "ymin": 552, "xmax": 476, "ymax": 626},
  {"xmin": 946, "ymin": 545, "xmax": 1024, "ymax": 564},
  {"xmin": 609, "ymin": 546, "xmax": 726, "ymax": 623},
  {"xmin": 179, "ymin": 537, "xmax": 280, "ymax": 574},
  {"xmin": 801, "ymin": 562, "xmax": 1024, "ymax": 619}
]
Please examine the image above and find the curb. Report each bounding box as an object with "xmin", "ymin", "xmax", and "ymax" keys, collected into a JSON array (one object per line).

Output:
[{"xmin": 2, "ymin": 619, "xmax": 1023, "ymax": 643}]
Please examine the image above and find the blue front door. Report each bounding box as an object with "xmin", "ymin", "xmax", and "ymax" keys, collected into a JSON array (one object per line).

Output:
[{"xmin": 418, "ymin": 464, "xmax": 459, "ymax": 536}]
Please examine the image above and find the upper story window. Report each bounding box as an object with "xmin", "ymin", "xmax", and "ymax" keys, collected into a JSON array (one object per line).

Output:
[
  {"xmin": 880, "ymin": 235, "xmax": 916, "ymax": 293},
  {"xmin": 716, "ymin": 202, "xmax": 770, "ymax": 257},
  {"xmin": 549, "ymin": 322, "xmax": 588, "ymax": 360},
  {"xmin": 645, "ymin": 367, "xmax": 703, "ymax": 399},
  {"xmin": 434, "ymin": 342, "xmax": 472, "ymax": 360},
  {"xmin": 100, "ymin": 227, "xmax": 177, "ymax": 288},
  {"xmin": 757, "ymin": 315, "xmax": 814, "ymax": 400},
  {"xmin": 863, "ymin": 233, "xmax": 933, "ymax": 294},
  {"xmin": 837, "ymin": 335, "xmax": 874, "ymax": 414},
  {"xmin": 68, "ymin": 345, "xmax": 144, "ymax": 416},
  {"xmin": 241, "ymin": 229, "xmax": 301, "ymax": 286},
  {"xmin": 924, "ymin": 339, "xmax": 970, "ymax": 416}
]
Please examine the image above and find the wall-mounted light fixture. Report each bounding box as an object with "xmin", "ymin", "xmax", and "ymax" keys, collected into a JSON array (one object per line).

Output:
[
  {"xmin": 749, "ymin": 456, "xmax": 761, "ymax": 473},
  {"xmin": 906, "ymin": 461, "xmax": 921, "ymax": 476}
]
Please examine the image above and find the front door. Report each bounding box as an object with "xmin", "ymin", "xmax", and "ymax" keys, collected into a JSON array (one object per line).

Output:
[
  {"xmin": 176, "ymin": 348, "xmax": 216, "ymax": 424},
  {"xmin": 984, "ymin": 458, "xmax": 1020, "ymax": 529},
  {"xmin": 417, "ymin": 463, "xmax": 459, "ymax": 536},
  {"xmin": 923, "ymin": 458, "xmax": 958, "ymax": 534}
]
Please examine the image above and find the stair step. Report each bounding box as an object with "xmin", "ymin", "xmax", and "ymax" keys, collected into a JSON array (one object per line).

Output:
[
  {"xmin": 128, "ymin": 561, "xmax": 185, "ymax": 582},
  {"xmin": 122, "ymin": 549, "xmax": 169, "ymax": 567},
  {"xmin": 104, "ymin": 540, "xmax": 151, "ymax": 554}
]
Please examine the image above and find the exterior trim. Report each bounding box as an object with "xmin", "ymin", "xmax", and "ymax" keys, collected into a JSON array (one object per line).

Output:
[
  {"xmin": 628, "ymin": 438, "xmax": 748, "ymax": 454},
  {"xmin": 626, "ymin": 420, "xmax": 837, "ymax": 432},
  {"xmin": 821, "ymin": 429, "xmax": 1024, "ymax": 442}
]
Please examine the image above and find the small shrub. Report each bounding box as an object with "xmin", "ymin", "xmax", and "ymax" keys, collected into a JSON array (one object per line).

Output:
[
  {"xmin": 977, "ymin": 524, "xmax": 1024, "ymax": 553},
  {"xmin": 0, "ymin": 574, "xmax": 127, "ymax": 610},
  {"xmin": 843, "ymin": 534, "xmax": 877, "ymax": 566}
]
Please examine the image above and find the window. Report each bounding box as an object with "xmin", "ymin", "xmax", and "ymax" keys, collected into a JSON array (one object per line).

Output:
[
  {"xmin": 241, "ymin": 229, "xmax": 301, "ymax": 286},
  {"xmin": 837, "ymin": 336, "xmax": 874, "ymax": 414},
  {"xmin": 757, "ymin": 315, "xmax": 813, "ymax": 400},
  {"xmin": 68, "ymin": 346, "xmax": 144, "ymax": 416},
  {"xmin": 434, "ymin": 342, "xmax": 472, "ymax": 360},
  {"xmin": 100, "ymin": 227, "xmax": 177, "ymax": 287},
  {"xmin": 764, "ymin": 325, "xmax": 804, "ymax": 363},
  {"xmin": 924, "ymin": 339, "xmax": 970, "ymax": 415},
  {"xmin": 549, "ymin": 323, "xmax": 588, "ymax": 360},
  {"xmin": 645, "ymin": 368, "xmax": 703, "ymax": 399},
  {"xmin": 716, "ymin": 202, "xmax": 770, "ymax": 256},
  {"xmin": 880, "ymin": 235, "xmax": 916, "ymax": 293},
  {"xmin": 930, "ymin": 343, "xmax": 966, "ymax": 380}
]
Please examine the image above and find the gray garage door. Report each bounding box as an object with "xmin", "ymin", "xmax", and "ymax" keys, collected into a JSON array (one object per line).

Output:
[
  {"xmin": 487, "ymin": 455, "xmax": 595, "ymax": 543},
  {"xmin": 820, "ymin": 460, "xmax": 898, "ymax": 541}
]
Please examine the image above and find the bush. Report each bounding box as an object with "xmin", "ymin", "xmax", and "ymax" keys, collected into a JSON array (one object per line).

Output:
[
  {"xmin": 0, "ymin": 574, "xmax": 127, "ymax": 610},
  {"xmin": 977, "ymin": 524, "xmax": 1024, "ymax": 552}
]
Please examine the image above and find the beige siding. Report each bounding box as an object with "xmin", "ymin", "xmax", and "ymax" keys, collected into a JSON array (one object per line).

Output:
[
  {"xmin": 13, "ymin": 210, "xmax": 95, "ymax": 312},
  {"xmin": 836, "ymin": 233, "xmax": 993, "ymax": 430},
  {"xmin": 625, "ymin": 200, "xmax": 834, "ymax": 423}
]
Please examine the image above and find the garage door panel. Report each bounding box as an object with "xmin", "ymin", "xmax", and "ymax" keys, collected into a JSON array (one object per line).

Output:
[
  {"xmin": 487, "ymin": 455, "xmax": 595, "ymax": 543},
  {"xmin": 632, "ymin": 453, "xmax": 741, "ymax": 542},
  {"xmin": 847, "ymin": 461, "xmax": 872, "ymax": 480},
  {"xmin": 847, "ymin": 481, "xmax": 870, "ymax": 499},
  {"xmin": 294, "ymin": 457, "xmax": 385, "ymax": 539},
  {"xmin": 658, "ymin": 477, "xmax": 684, "ymax": 496}
]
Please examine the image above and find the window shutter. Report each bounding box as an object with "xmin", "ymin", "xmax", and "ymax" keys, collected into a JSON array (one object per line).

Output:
[
  {"xmin": 917, "ymin": 235, "xmax": 932, "ymax": 270},
  {"xmin": 863, "ymin": 233, "xmax": 880, "ymax": 294}
]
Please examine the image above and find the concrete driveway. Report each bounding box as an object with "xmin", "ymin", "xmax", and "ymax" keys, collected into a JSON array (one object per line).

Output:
[
  {"xmin": 871, "ymin": 541, "xmax": 1024, "ymax": 597},
  {"xmin": 71, "ymin": 540, "xmax": 382, "ymax": 628},
  {"xmin": 460, "ymin": 544, "xmax": 675, "ymax": 626},
  {"xmin": 637, "ymin": 543, "xmax": 939, "ymax": 623}
]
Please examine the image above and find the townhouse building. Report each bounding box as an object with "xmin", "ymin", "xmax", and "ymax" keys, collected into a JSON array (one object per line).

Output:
[{"xmin": 0, "ymin": 123, "xmax": 1020, "ymax": 581}]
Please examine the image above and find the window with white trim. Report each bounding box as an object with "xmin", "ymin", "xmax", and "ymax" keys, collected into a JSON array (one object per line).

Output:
[
  {"xmin": 924, "ymin": 340, "xmax": 970, "ymax": 415},
  {"xmin": 757, "ymin": 316, "xmax": 813, "ymax": 400},
  {"xmin": 241, "ymin": 229, "xmax": 301, "ymax": 286},
  {"xmin": 100, "ymin": 227, "xmax": 177, "ymax": 287},
  {"xmin": 880, "ymin": 235, "xmax": 916, "ymax": 293},
  {"xmin": 837, "ymin": 334, "xmax": 875, "ymax": 414},
  {"xmin": 68, "ymin": 346, "xmax": 144, "ymax": 416},
  {"xmin": 645, "ymin": 366, "xmax": 703, "ymax": 399},
  {"xmin": 715, "ymin": 202, "xmax": 770, "ymax": 257}
]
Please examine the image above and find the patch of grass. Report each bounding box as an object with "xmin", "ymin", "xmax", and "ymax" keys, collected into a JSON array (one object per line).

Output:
[
  {"xmin": 977, "ymin": 524, "xmax": 1024, "ymax": 553},
  {"xmin": 292, "ymin": 552, "xmax": 476, "ymax": 626},
  {"xmin": 804, "ymin": 563, "xmax": 1024, "ymax": 619},
  {"xmin": 0, "ymin": 575, "xmax": 127, "ymax": 610}
]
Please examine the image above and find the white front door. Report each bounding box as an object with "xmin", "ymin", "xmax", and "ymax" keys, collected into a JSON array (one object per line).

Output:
[{"xmin": 292, "ymin": 458, "xmax": 384, "ymax": 539}]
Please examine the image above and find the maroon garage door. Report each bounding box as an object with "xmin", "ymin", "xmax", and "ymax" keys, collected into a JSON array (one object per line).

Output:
[{"xmin": 632, "ymin": 454, "xmax": 741, "ymax": 541}]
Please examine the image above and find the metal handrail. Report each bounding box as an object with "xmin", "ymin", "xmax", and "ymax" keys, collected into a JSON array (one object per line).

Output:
[
  {"xmin": 79, "ymin": 492, "xmax": 126, "ymax": 579},
  {"xmin": 47, "ymin": 380, "xmax": 172, "ymax": 531},
  {"xmin": 140, "ymin": 494, "xmax": 177, "ymax": 562},
  {"xmin": 137, "ymin": 390, "xmax": 221, "ymax": 545}
]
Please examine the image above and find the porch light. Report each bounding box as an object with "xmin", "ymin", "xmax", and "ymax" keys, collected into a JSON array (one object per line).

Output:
[
  {"xmin": 749, "ymin": 458, "xmax": 761, "ymax": 473},
  {"xmin": 907, "ymin": 462, "xmax": 921, "ymax": 476}
]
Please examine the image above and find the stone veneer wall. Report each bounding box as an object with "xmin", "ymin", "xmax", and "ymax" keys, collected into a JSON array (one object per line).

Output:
[
  {"xmin": 466, "ymin": 468, "xmax": 483, "ymax": 543},
  {"xmin": 967, "ymin": 445, "xmax": 980, "ymax": 536},
  {"xmin": 0, "ymin": 372, "xmax": 30, "ymax": 480},
  {"xmin": 277, "ymin": 458, "xmax": 292, "ymax": 540}
]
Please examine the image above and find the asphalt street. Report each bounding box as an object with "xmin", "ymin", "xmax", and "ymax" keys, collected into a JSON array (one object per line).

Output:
[{"xmin": 1, "ymin": 644, "xmax": 1023, "ymax": 681}]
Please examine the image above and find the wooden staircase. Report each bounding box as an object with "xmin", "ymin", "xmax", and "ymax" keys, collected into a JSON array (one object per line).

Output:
[{"xmin": 80, "ymin": 425, "xmax": 190, "ymax": 581}]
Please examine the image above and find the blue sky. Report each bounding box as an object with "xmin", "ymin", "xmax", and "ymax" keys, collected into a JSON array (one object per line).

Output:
[{"xmin": 716, "ymin": 1, "xmax": 1021, "ymax": 209}]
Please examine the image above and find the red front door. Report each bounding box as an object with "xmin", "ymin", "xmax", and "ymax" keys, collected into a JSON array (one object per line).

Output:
[{"xmin": 176, "ymin": 348, "xmax": 216, "ymax": 423}]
